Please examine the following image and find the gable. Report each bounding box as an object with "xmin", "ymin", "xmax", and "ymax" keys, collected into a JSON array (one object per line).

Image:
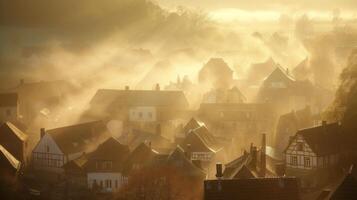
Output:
[
  {"xmin": 285, "ymin": 135, "xmax": 316, "ymax": 156},
  {"xmin": 33, "ymin": 133, "xmax": 63, "ymax": 155}
]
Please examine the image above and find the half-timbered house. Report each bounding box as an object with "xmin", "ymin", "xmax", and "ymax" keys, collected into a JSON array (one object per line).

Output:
[
  {"xmin": 284, "ymin": 121, "xmax": 342, "ymax": 187},
  {"xmin": 31, "ymin": 121, "xmax": 109, "ymax": 173}
]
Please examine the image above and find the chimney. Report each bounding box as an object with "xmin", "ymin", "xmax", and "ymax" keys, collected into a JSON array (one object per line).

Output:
[
  {"xmin": 215, "ymin": 163, "xmax": 223, "ymax": 179},
  {"xmin": 185, "ymin": 144, "xmax": 191, "ymax": 160},
  {"xmin": 322, "ymin": 120, "xmax": 327, "ymax": 127},
  {"xmin": 250, "ymin": 143, "xmax": 257, "ymax": 169},
  {"xmin": 40, "ymin": 128, "xmax": 46, "ymax": 138},
  {"xmin": 155, "ymin": 83, "xmax": 160, "ymax": 91},
  {"xmin": 260, "ymin": 133, "xmax": 266, "ymax": 177},
  {"xmin": 20, "ymin": 79, "xmax": 24, "ymax": 85},
  {"xmin": 125, "ymin": 86, "xmax": 130, "ymax": 91},
  {"xmin": 156, "ymin": 124, "xmax": 161, "ymax": 136}
]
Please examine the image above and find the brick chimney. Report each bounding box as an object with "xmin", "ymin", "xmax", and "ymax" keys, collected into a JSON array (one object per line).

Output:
[
  {"xmin": 260, "ymin": 133, "xmax": 266, "ymax": 177},
  {"xmin": 40, "ymin": 128, "xmax": 46, "ymax": 138},
  {"xmin": 216, "ymin": 163, "xmax": 223, "ymax": 179},
  {"xmin": 250, "ymin": 143, "xmax": 257, "ymax": 170}
]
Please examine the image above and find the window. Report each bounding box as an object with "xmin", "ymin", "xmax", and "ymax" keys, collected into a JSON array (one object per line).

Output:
[
  {"xmin": 304, "ymin": 157, "xmax": 311, "ymax": 167},
  {"xmin": 139, "ymin": 112, "xmax": 143, "ymax": 118},
  {"xmin": 6, "ymin": 109, "xmax": 11, "ymax": 117},
  {"xmin": 93, "ymin": 179, "xmax": 97, "ymax": 187},
  {"xmin": 115, "ymin": 180, "xmax": 118, "ymax": 188},
  {"xmin": 100, "ymin": 180, "xmax": 103, "ymax": 188},
  {"xmin": 291, "ymin": 156, "xmax": 298, "ymax": 166},
  {"xmin": 296, "ymin": 142, "xmax": 304, "ymax": 151},
  {"xmin": 148, "ymin": 112, "xmax": 152, "ymax": 118}
]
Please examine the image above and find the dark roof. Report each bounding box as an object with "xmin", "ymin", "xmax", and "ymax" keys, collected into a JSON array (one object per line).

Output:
[
  {"xmin": 204, "ymin": 177, "xmax": 300, "ymax": 200},
  {"xmin": 330, "ymin": 173, "xmax": 357, "ymax": 199},
  {"xmin": 86, "ymin": 137, "xmax": 130, "ymax": 172},
  {"xmin": 166, "ymin": 146, "xmax": 206, "ymax": 178},
  {"xmin": 129, "ymin": 129, "xmax": 173, "ymax": 150},
  {"xmin": 123, "ymin": 143, "xmax": 159, "ymax": 174},
  {"xmin": 90, "ymin": 89, "xmax": 189, "ymax": 108},
  {"xmin": 180, "ymin": 126, "xmax": 222, "ymax": 153},
  {"xmin": 183, "ymin": 118, "xmax": 203, "ymax": 134},
  {"xmin": 62, "ymin": 153, "xmax": 88, "ymax": 172},
  {"xmin": 286, "ymin": 122, "xmax": 341, "ymax": 156},
  {"xmin": 0, "ymin": 122, "xmax": 28, "ymax": 141},
  {"xmin": 0, "ymin": 93, "xmax": 18, "ymax": 107},
  {"xmin": 0, "ymin": 145, "xmax": 20, "ymax": 171},
  {"xmin": 46, "ymin": 121, "xmax": 110, "ymax": 154}
]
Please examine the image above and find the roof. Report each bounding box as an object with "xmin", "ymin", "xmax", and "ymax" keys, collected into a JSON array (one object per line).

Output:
[
  {"xmin": 204, "ymin": 177, "xmax": 300, "ymax": 200},
  {"xmin": 247, "ymin": 57, "xmax": 277, "ymax": 83},
  {"xmin": 123, "ymin": 142, "xmax": 159, "ymax": 175},
  {"xmin": 90, "ymin": 89, "xmax": 189, "ymax": 108},
  {"xmin": 46, "ymin": 121, "xmax": 110, "ymax": 154},
  {"xmin": 0, "ymin": 93, "xmax": 18, "ymax": 107},
  {"xmin": 0, "ymin": 145, "xmax": 20, "ymax": 171},
  {"xmin": 183, "ymin": 118, "xmax": 204, "ymax": 134},
  {"xmin": 263, "ymin": 65, "xmax": 295, "ymax": 84},
  {"xmin": 330, "ymin": 169, "xmax": 357, "ymax": 199},
  {"xmin": 179, "ymin": 126, "xmax": 222, "ymax": 153},
  {"xmin": 129, "ymin": 129, "xmax": 173, "ymax": 150},
  {"xmin": 62, "ymin": 153, "xmax": 88, "ymax": 171},
  {"xmin": 285, "ymin": 122, "xmax": 341, "ymax": 156},
  {"xmin": 166, "ymin": 146, "xmax": 206, "ymax": 178},
  {"xmin": 0, "ymin": 122, "xmax": 28, "ymax": 141},
  {"xmin": 86, "ymin": 137, "xmax": 130, "ymax": 172}
]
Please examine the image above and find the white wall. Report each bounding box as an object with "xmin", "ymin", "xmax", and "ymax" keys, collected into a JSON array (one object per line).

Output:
[
  {"xmin": 88, "ymin": 172, "xmax": 127, "ymax": 193},
  {"xmin": 32, "ymin": 133, "xmax": 65, "ymax": 173},
  {"xmin": 285, "ymin": 135, "xmax": 317, "ymax": 169},
  {"xmin": 129, "ymin": 106, "xmax": 156, "ymax": 122}
]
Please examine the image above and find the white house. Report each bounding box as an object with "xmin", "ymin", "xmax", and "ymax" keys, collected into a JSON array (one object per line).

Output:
[
  {"xmin": 32, "ymin": 121, "xmax": 109, "ymax": 173},
  {"xmin": 86, "ymin": 137, "xmax": 130, "ymax": 193},
  {"xmin": 284, "ymin": 121, "xmax": 341, "ymax": 187}
]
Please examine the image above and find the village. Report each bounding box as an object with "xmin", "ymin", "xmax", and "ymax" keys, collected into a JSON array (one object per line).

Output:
[{"xmin": 0, "ymin": 56, "xmax": 356, "ymax": 200}]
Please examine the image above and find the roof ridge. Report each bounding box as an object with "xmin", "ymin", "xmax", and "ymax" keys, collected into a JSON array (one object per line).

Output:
[{"xmin": 47, "ymin": 120, "xmax": 103, "ymax": 133}]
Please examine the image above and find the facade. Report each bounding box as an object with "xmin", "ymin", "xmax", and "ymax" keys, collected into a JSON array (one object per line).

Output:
[
  {"xmin": 0, "ymin": 122, "xmax": 28, "ymax": 164},
  {"xmin": 86, "ymin": 138, "xmax": 130, "ymax": 193},
  {"xmin": 284, "ymin": 121, "xmax": 341, "ymax": 187},
  {"xmin": 32, "ymin": 121, "xmax": 109, "ymax": 173},
  {"xmin": 198, "ymin": 58, "xmax": 234, "ymax": 89},
  {"xmin": 0, "ymin": 93, "xmax": 18, "ymax": 122}
]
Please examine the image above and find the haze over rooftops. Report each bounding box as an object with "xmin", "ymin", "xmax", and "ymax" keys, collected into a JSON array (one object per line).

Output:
[{"xmin": 90, "ymin": 89, "xmax": 189, "ymax": 108}]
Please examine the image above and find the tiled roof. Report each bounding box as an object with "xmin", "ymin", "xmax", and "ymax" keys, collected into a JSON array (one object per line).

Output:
[
  {"xmin": 204, "ymin": 177, "xmax": 301, "ymax": 200},
  {"xmin": 90, "ymin": 89, "xmax": 189, "ymax": 108},
  {"xmin": 0, "ymin": 121, "xmax": 28, "ymax": 141},
  {"xmin": 46, "ymin": 121, "xmax": 110, "ymax": 154},
  {"xmin": 0, "ymin": 145, "xmax": 20, "ymax": 171}
]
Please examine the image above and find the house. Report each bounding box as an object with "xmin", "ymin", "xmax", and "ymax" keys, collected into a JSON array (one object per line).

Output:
[
  {"xmin": 0, "ymin": 93, "xmax": 18, "ymax": 122},
  {"xmin": 0, "ymin": 122, "xmax": 28, "ymax": 164},
  {"xmin": 32, "ymin": 121, "xmax": 110, "ymax": 173},
  {"xmin": 257, "ymin": 66, "xmax": 315, "ymax": 114},
  {"xmin": 86, "ymin": 137, "xmax": 130, "ymax": 193},
  {"xmin": 0, "ymin": 145, "xmax": 21, "ymax": 184},
  {"xmin": 223, "ymin": 134, "xmax": 280, "ymax": 179},
  {"xmin": 198, "ymin": 103, "xmax": 275, "ymax": 139},
  {"xmin": 123, "ymin": 142, "xmax": 160, "ymax": 174},
  {"xmin": 284, "ymin": 121, "xmax": 342, "ymax": 187},
  {"xmin": 198, "ymin": 58, "xmax": 234, "ymax": 89},
  {"xmin": 62, "ymin": 153, "xmax": 88, "ymax": 189},
  {"xmin": 204, "ymin": 164, "xmax": 301, "ymax": 200},
  {"xmin": 83, "ymin": 88, "xmax": 189, "ymax": 133},
  {"xmin": 202, "ymin": 86, "xmax": 246, "ymax": 104},
  {"xmin": 246, "ymin": 57, "xmax": 277, "ymax": 85}
]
